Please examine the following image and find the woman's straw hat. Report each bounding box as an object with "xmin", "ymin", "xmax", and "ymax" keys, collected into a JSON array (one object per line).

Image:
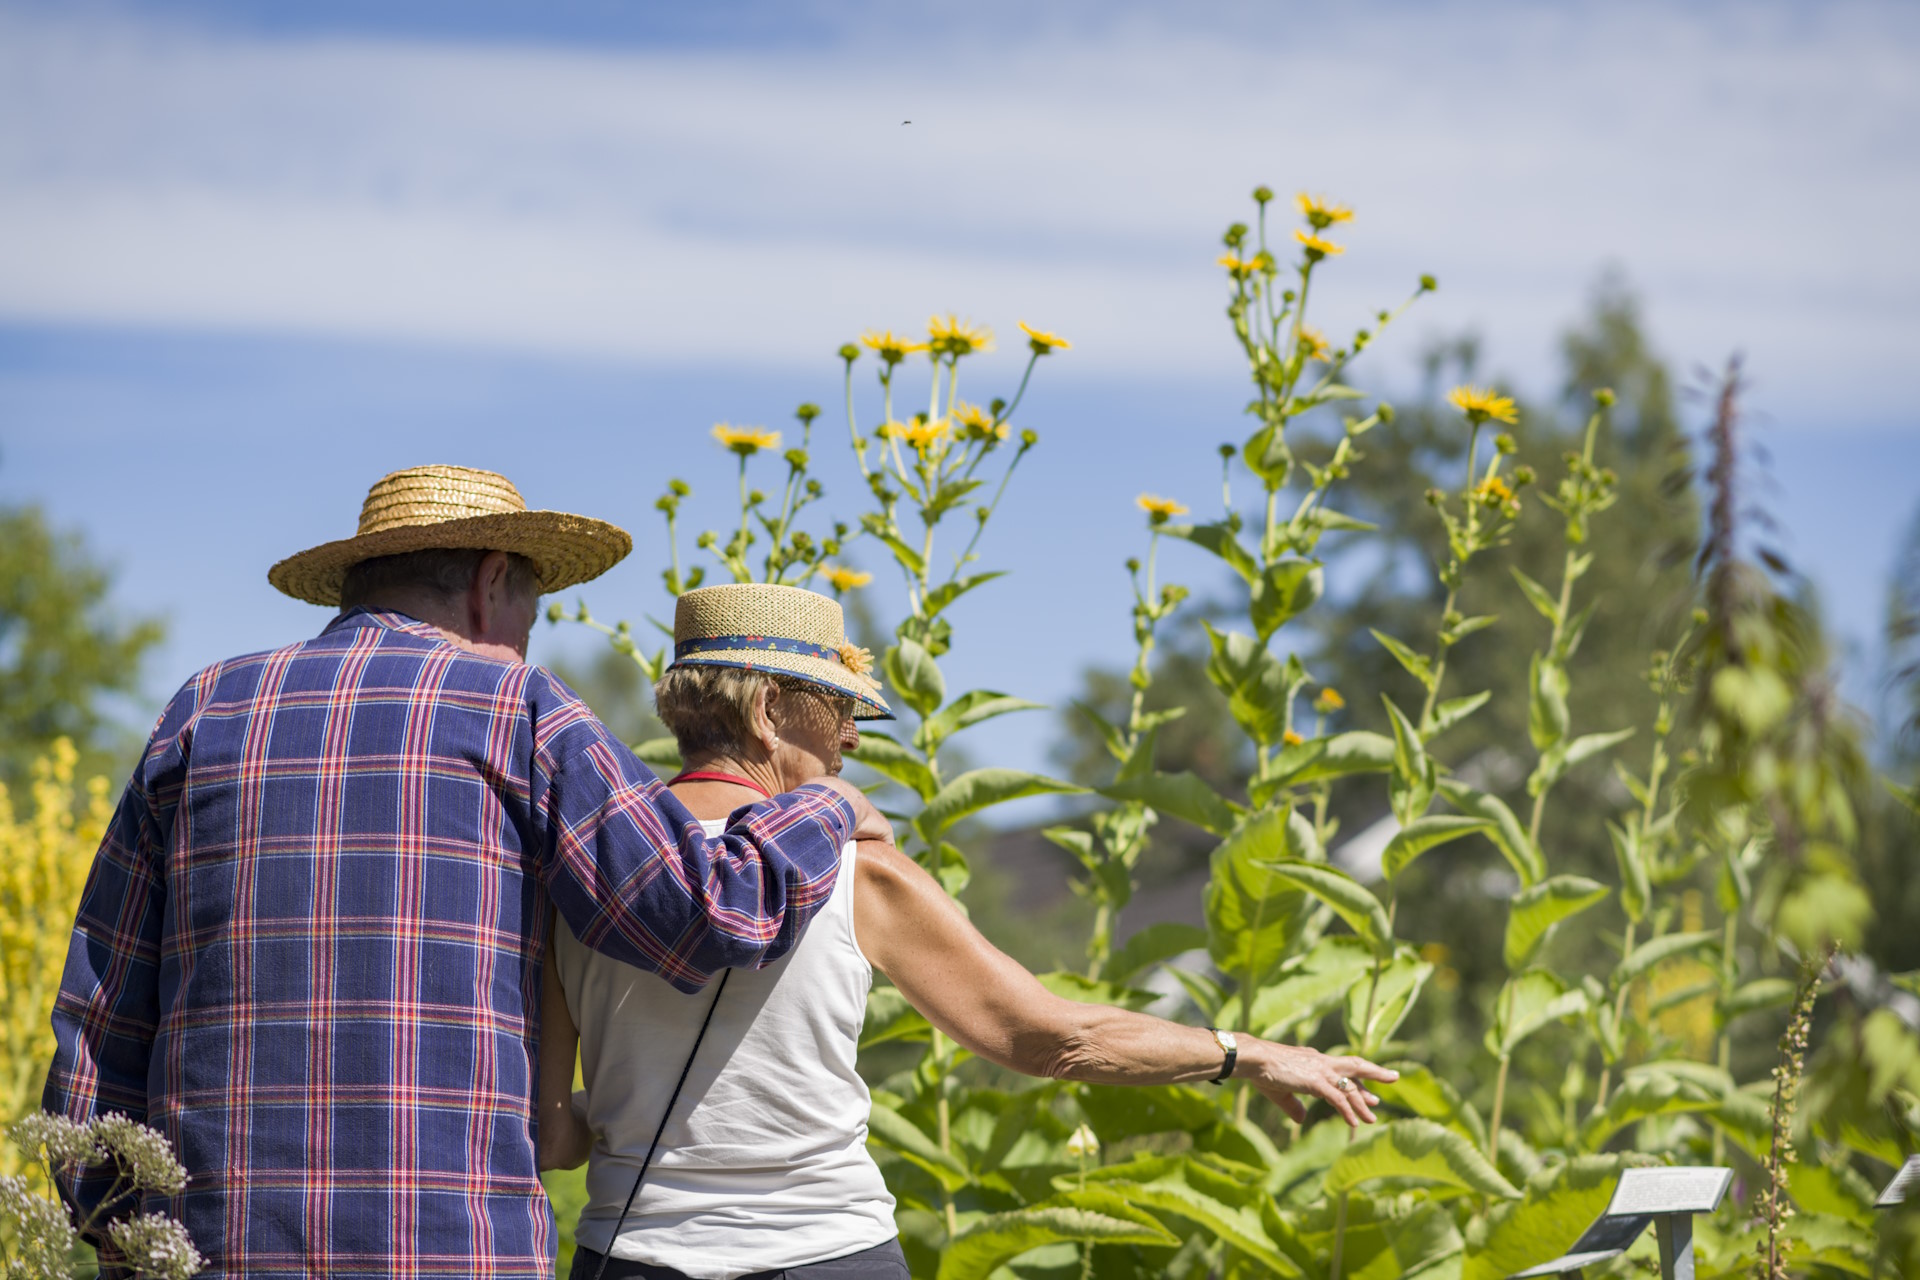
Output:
[
  {"xmin": 268, "ymin": 464, "xmax": 633, "ymax": 607},
  {"xmin": 671, "ymin": 583, "xmax": 891, "ymax": 719}
]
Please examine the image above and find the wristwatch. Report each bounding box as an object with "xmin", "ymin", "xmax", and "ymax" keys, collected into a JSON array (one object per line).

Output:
[{"xmin": 1208, "ymin": 1028, "xmax": 1238, "ymax": 1085}]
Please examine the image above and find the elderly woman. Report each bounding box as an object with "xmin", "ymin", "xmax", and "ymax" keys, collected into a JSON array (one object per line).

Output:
[{"xmin": 539, "ymin": 583, "xmax": 1395, "ymax": 1280}]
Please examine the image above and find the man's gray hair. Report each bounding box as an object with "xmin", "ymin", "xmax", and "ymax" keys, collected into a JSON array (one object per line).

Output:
[{"xmin": 339, "ymin": 548, "xmax": 540, "ymax": 611}]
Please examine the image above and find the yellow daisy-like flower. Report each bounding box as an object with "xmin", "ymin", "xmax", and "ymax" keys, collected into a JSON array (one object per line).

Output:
[
  {"xmin": 1448, "ymin": 385, "xmax": 1519, "ymax": 425},
  {"xmin": 1295, "ymin": 192, "xmax": 1354, "ymax": 230},
  {"xmin": 885, "ymin": 417, "xmax": 951, "ymax": 451},
  {"xmin": 1136, "ymin": 493, "xmax": 1189, "ymax": 525},
  {"xmin": 823, "ymin": 565, "xmax": 872, "ymax": 592},
  {"xmin": 1217, "ymin": 252, "xmax": 1255, "ymax": 280},
  {"xmin": 861, "ymin": 329, "xmax": 929, "ymax": 365},
  {"xmin": 952, "ymin": 401, "xmax": 1009, "ymax": 442},
  {"xmin": 928, "ymin": 315, "xmax": 995, "ymax": 357},
  {"xmin": 712, "ymin": 423, "xmax": 781, "ymax": 456},
  {"xmin": 1294, "ymin": 229, "xmax": 1345, "ymax": 260},
  {"xmin": 1282, "ymin": 728, "xmax": 1305, "ymax": 747},
  {"xmin": 1018, "ymin": 321, "xmax": 1071, "ymax": 355},
  {"xmin": 1474, "ymin": 474, "xmax": 1517, "ymax": 507},
  {"xmin": 1297, "ymin": 325, "xmax": 1331, "ymax": 363},
  {"xmin": 1314, "ymin": 687, "xmax": 1345, "ymax": 712}
]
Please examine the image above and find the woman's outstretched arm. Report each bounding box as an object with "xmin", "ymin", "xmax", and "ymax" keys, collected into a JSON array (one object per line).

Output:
[
  {"xmin": 536, "ymin": 915, "xmax": 594, "ymax": 1171},
  {"xmin": 853, "ymin": 841, "xmax": 1396, "ymax": 1126}
]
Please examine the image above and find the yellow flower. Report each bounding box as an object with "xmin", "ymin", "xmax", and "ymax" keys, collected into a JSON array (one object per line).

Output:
[
  {"xmin": 823, "ymin": 565, "xmax": 872, "ymax": 592},
  {"xmin": 1297, "ymin": 326, "xmax": 1331, "ymax": 363},
  {"xmin": 1295, "ymin": 192, "xmax": 1354, "ymax": 230},
  {"xmin": 861, "ymin": 329, "xmax": 928, "ymax": 364},
  {"xmin": 928, "ymin": 315, "xmax": 995, "ymax": 357},
  {"xmin": 1474, "ymin": 474, "xmax": 1516, "ymax": 508},
  {"xmin": 1217, "ymin": 252, "xmax": 1255, "ymax": 280},
  {"xmin": 885, "ymin": 417, "xmax": 951, "ymax": 451},
  {"xmin": 1136, "ymin": 493, "xmax": 1189, "ymax": 525},
  {"xmin": 953, "ymin": 401, "xmax": 1009, "ymax": 442},
  {"xmin": 1314, "ymin": 687, "xmax": 1345, "ymax": 712},
  {"xmin": 1283, "ymin": 729, "xmax": 1305, "ymax": 747},
  {"xmin": 1447, "ymin": 385, "xmax": 1519, "ymax": 425},
  {"xmin": 1019, "ymin": 321, "xmax": 1071, "ymax": 355},
  {"xmin": 712, "ymin": 423, "xmax": 781, "ymax": 456},
  {"xmin": 1294, "ymin": 229, "xmax": 1345, "ymax": 259}
]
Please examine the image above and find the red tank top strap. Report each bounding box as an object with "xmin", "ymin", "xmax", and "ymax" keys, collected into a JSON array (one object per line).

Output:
[{"xmin": 666, "ymin": 769, "xmax": 773, "ymax": 799}]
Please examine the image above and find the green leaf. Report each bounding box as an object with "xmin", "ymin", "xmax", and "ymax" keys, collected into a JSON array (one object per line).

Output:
[
  {"xmin": 1616, "ymin": 930, "xmax": 1718, "ymax": 985},
  {"xmin": 867, "ymin": 1099, "xmax": 970, "ymax": 1191},
  {"xmin": 1167, "ymin": 520, "xmax": 1259, "ymax": 584},
  {"xmin": 1381, "ymin": 815, "xmax": 1495, "ymax": 882},
  {"xmin": 1104, "ymin": 771, "xmax": 1243, "ymax": 836},
  {"xmin": 1427, "ymin": 690, "xmax": 1492, "ymax": 738},
  {"xmin": 884, "ymin": 638, "xmax": 946, "ymax": 719},
  {"xmin": 1258, "ymin": 860, "xmax": 1393, "ymax": 957},
  {"xmin": 867, "ymin": 525, "xmax": 927, "ymax": 577},
  {"xmin": 1436, "ymin": 780, "xmax": 1544, "ymax": 887},
  {"xmin": 1382, "ymin": 695, "xmax": 1434, "ymax": 824},
  {"xmin": 847, "ymin": 731, "xmax": 939, "ymax": 800},
  {"xmin": 920, "ymin": 689, "xmax": 1044, "ymax": 749},
  {"xmin": 1076, "ymin": 1157, "xmax": 1298, "ymax": 1276},
  {"xmin": 1504, "ymin": 876, "xmax": 1609, "ymax": 971},
  {"xmin": 630, "ymin": 736, "xmax": 682, "ymax": 770},
  {"xmin": 1276, "ymin": 1193, "xmax": 1462, "ymax": 1280},
  {"xmin": 1528, "ymin": 727, "xmax": 1635, "ymax": 798},
  {"xmin": 1324, "ymin": 1119, "xmax": 1519, "ymax": 1199},
  {"xmin": 1262, "ymin": 731, "xmax": 1395, "ymax": 792},
  {"xmin": 922, "ymin": 571, "xmax": 1004, "ymax": 618},
  {"xmin": 1720, "ymin": 977, "xmax": 1796, "ymax": 1020},
  {"xmin": 1106, "ymin": 922, "xmax": 1209, "ymax": 985},
  {"xmin": 1250, "ymin": 559, "xmax": 1324, "ymax": 642},
  {"xmin": 1202, "ymin": 623, "xmax": 1299, "ymax": 747},
  {"xmin": 1033, "ymin": 970, "xmax": 1157, "ymax": 1013},
  {"xmin": 1372, "ymin": 630, "xmax": 1436, "ymax": 691},
  {"xmin": 1301, "ymin": 506, "xmax": 1377, "ymax": 535},
  {"xmin": 1580, "ymin": 1063, "xmax": 1730, "ymax": 1148},
  {"xmin": 1206, "ymin": 806, "xmax": 1319, "ymax": 988},
  {"xmin": 1609, "ymin": 821, "xmax": 1651, "ymax": 924},
  {"xmin": 1491, "ymin": 969, "xmax": 1589, "ymax": 1056},
  {"xmin": 1510, "ymin": 567, "xmax": 1561, "ymax": 624},
  {"xmin": 1076, "ymin": 1083, "xmax": 1221, "ymax": 1142},
  {"xmin": 1249, "ymin": 936, "xmax": 1377, "ymax": 1039},
  {"xmin": 1526, "ymin": 654, "xmax": 1569, "ymax": 751},
  {"xmin": 916, "ymin": 769, "xmax": 1085, "ymax": 841},
  {"xmin": 1463, "ymin": 1154, "xmax": 1657, "ymax": 1280},
  {"xmin": 1786, "ymin": 1162, "xmax": 1877, "ymax": 1228},
  {"xmin": 936, "ymin": 1192, "xmax": 1178, "ymax": 1280},
  {"xmin": 1166, "ymin": 966, "xmax": 1226, "ymax": 1022},
  {"xmin": 860, "ymin": 985, "xmax": 932, "ymax": 1048},
  {"xmin": 1375, "ymin": 1062, "xmax": 1489, "ymax": 1149},
  {"xmin": 1346, "ymin": 947, "xmax": 1434, "ymax": 1053}
]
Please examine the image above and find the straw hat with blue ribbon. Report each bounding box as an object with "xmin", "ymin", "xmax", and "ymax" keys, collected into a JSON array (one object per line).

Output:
[{"xmin": 670, "ymin": 583, "xmax": 891, "ymax": 720}]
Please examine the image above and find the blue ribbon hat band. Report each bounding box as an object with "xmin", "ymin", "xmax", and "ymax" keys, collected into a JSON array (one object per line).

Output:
[{"xmin": 674, "ymin": 634, "xmax": 845, "ymax": 663}]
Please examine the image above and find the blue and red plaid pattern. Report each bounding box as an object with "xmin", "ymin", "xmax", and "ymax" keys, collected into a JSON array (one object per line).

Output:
[{"xmin": 42, "ymin": 608, "xmax": 853, "ymax": 1279}]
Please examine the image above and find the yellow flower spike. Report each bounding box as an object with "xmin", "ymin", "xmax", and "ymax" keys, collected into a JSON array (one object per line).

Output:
[
  {"xmin": 1297, "ymin": 326, "xmax": 1332, "ymax": 363},
  {"xmin": 860, "ymin": 329, "xmax": 929, "ymax": 365},
  {"xmin": 1447, "ymin": 385, "xmax": 1520, "ymax": 425},
  {"xmin": 1294, "ymin": 229, "xmax": 1345, "ymax": 260},
  {"xmin": 1136, "ymin": 493, "xmax": 1189, "ymax": 525},
  {"xmin": 823, "ymin": 565, "xmax": 873, "ymax": 593},
  {"xmin": 1283, "ymin": 729, "xmax": 1305, "ymax": 747},
  {"xmin": 927, "ymin": 315, "xmax": 995, "ymax": 357},
  {"xmin": 1018, "ymin": 321, "xmax": 1071, "ymax": 355},
  {"xmin": 1314, "ymin": 687, "xmax": 1345, "ymax": 713},
  {"xmin": 712, "ymin": 423, "xmax": 782, "ymax": 456},
  {"xmin": 1295, "ymin": 192, "xmax": 1354, "ymax": 230}
]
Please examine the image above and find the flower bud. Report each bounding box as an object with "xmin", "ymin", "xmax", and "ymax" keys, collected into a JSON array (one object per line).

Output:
[
  {"xmin": 1223, "ymin": 222, "xmax": 1248, "ymax": 248},
  {"xmin": 990, "ymin": 397, "xmax": 1008, "ymax": 417},
  {"xmin": 1513, "ymin": 464, "xmax": 1537, "ymax": 486},
  {"xmin": 1593, "ymin": 387, "xmax": 1616, "ymax": 407},
  {"xmin": 1495, "ymin": 432, "xmax": 1517, "ymax": 455},
  {"xmin": 785, "ymin": 448, "xmax": 809, "ymax": 467},
  {"xmin": 1420, "ymin": 274, "xmax": 1437, "ymax": 292},
  {"xmin": 796, "ymin": 402, "xmax": 821, "ymax": 423},
  {"xmin": 545, "ymin": 602, "xmax": 564, "ymax": 624},
  {"xmin": 806, "ymin": 479, "xmax": 823, "ymax": 496},
  {"xmin": 696, "ymin": 531, "xmax": 716, "ymax": 549},
  {"xmin": 1377, "ymin": 402, "xmax": 1395, "ymax": 424},
  {"xmin": 1021, "ymin": 428, "xmax": 1038, "ymax": 447},
  {"xmin": 838, "ymin": 343, "xmax": 860, "ymax": 362},
  {"xmin": 1219, "ymin": 443, "xmax": 1236, "ymax": 459},
  {"xmin": 1425, "ymin": 487, "xmax": 1444, "ymax": 506},
  {"xmin": 669, "ymin": 478, "xmax": 691, "ymax": 497},
  {"xmin": 1252, "ymin": 185, "xmax": 1273, "ymax": 204}
]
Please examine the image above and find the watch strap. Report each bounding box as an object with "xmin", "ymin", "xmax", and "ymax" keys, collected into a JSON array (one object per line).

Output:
[{"xmin": 1209, "ymin": 1028, "xmax": 1238, "ymax": 1084}]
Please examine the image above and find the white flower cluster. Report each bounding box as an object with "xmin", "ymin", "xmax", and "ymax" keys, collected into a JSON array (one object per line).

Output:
[
  {"xmin": 107, "ymin": 1212, "xmax": 208, "ymax": 1280},
  {"xmin": 0, "ymin": 1172, "xmax": 78, "ymax": 1279},
  {"xmin": 88, "ymin": 1115, "xmax": 189, "ymax": 1197},
  {"xmin": 8, "ymin": 1113, "xmax": 102, "ymax": 1168}
]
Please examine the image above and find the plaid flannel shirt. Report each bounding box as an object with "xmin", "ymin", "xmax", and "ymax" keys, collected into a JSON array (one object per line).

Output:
[{"xmin": 42, "ymin": 608, "xmax": 852, "ymax": 1279}]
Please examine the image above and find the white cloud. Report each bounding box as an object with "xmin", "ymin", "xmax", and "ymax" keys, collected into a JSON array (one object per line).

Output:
[{"xmin": 0, "ymin": 1, "xmax": 1916, "ymax": 413}]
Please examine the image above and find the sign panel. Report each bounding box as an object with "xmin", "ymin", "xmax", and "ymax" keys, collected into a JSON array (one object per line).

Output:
[
  {"xmin": 1606, "ymin": 1166, "xmax": 1732, "ymax": 1217},
  {"xmin": 1877, "ymin": 1154, "xmax": 1920, "ymax": 1208}
]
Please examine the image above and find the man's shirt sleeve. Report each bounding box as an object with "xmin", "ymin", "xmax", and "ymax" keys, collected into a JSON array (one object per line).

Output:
[
  {"xmin": 42, "ymin": 680, "xmax": 193, "ymax": 1230},
  {"xmin": 532, "ymin": 683, "xmax": 855, "ymax": 992}
]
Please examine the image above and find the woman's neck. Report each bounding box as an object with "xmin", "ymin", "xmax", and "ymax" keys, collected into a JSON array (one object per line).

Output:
[{"xmin": 668, "ymin": 752, "xmax": 782, "ymax": 822}]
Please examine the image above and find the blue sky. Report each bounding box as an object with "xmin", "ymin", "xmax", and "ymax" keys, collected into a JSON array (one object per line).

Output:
[{"xmin": 1, "ymin": 0, "xmax": 1915, "ymax": 775}]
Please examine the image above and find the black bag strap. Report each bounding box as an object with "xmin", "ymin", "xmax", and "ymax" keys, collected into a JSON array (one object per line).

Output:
[{"xmin": 588, "ymin": 969, "xmax": 732, "ymax": 1280}]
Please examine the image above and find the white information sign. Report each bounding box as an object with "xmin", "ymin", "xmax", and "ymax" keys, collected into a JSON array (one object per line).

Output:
[
  {"xmin": 1876, "ymin": 1154, "xmax": 1920, "ymax": 1208},
  {"xmin": 1606, "ymin": 1166, "xmax": 1732, "ymax": 1217}
]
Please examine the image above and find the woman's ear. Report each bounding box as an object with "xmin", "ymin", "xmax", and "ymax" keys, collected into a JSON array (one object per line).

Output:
[{"xmin": 750, "ymin": 682, "xmax": 781, "ymax": 755}]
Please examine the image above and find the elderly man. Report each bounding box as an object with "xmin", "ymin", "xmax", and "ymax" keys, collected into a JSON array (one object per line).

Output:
[{"xmin": 43, "ymin": 465, "xmax": 889, "ymax": 1279}]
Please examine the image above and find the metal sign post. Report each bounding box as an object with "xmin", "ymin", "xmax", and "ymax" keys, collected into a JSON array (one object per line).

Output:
[
  {"xmin": 1508, "ymin": 1167, "xmax": 1732, "ymax": 1280},
  {"xmin": 1875, "ymin": 1154, "xmax": 1920, "ymax": 1208}
]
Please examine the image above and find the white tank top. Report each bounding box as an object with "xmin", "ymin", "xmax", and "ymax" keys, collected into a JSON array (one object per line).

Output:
[{"xmin": 555, "ymin": 821, "xmax": 896, "ymax": 1278}]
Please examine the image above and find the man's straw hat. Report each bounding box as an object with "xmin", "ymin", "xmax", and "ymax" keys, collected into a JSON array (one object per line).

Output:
[
  {"xmin": 671, "ymin": 583, "xmax": 891, "ymax": 720},
  {"xmin": 269, "ymin": 465, "xmax": 632, "ymax": 607}
]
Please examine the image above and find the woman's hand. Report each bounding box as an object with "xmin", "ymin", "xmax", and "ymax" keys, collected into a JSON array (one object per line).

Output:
[{"xmin": 1232, "ymin": 1040, "xmax": 1398, "ymax": 1127}]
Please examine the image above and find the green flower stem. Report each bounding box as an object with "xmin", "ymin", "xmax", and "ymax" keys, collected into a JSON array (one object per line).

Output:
[
  {"xmin": 845, "ymin": 361, "xmax": 869, "ymax": 478},
  {"xmin": 1328, "ymin": 1188, "xmax": 1350, "ymax": 1280},
  {"xmin": 1590, "ymin": 918, "xmax": 1635, "ymax": 1118}
]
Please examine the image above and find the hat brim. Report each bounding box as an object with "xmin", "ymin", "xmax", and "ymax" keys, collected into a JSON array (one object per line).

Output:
[
  {"xmin": 670, "ymin": 649, "xmax": 893, "ymax": 720},
  {"xmin": 268, "ymin": 510, "xmax": 633, "ymax": 607}
]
